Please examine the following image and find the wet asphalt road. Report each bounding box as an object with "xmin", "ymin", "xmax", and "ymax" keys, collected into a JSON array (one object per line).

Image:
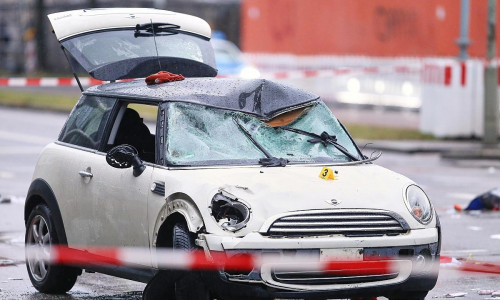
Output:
[{"xmin": 0, "ymin": 106, "xmax": 499, "ymax": 299}]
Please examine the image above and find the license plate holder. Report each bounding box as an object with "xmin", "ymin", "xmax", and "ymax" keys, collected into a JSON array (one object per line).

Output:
[{"xmin": 320, "ymin": 248, "xmax": 363, "ymax": 261}]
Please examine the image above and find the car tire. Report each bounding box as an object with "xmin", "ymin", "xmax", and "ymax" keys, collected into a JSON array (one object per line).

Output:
[
  {"xmin": 172, "ymin": 222, "xmax": 210, "ymax": 300},
  {"xmin": 388, "ymin": 291, "xmax": 428, "ymax": 300},
  {"xmin": 25, "ymin": 204, "xmax": 80, "ymax": 294}
]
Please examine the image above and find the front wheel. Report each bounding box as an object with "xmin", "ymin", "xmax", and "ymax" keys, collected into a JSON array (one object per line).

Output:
[
  {"xmin": 173, "ymin": 222, "xmax": 210, "ymax": 300},
  {"xmin": 143, "ymin": 222, "xmax": 211, "ymax": 300},
  {"xmin": 25, "ymin": 204, "xmax": 79, "ymax": 293}
]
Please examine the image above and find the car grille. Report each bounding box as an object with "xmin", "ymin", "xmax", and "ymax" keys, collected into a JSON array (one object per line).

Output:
[
  {"xmin": 271, "ymin": 269, "xmax": 399, "ymax": 285},
  {"xmin": 265, "ymin": 210, "xmax": 409, "ymax": 237}
]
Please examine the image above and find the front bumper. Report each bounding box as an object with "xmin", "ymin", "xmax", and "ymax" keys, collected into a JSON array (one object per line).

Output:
[
  {"xmin": 197, "ymin": 228, "xmax": 440, "ymax": 299},
  {"xmin": 201, "ymin": 228, "xmax": 438, "ymax": 251}
]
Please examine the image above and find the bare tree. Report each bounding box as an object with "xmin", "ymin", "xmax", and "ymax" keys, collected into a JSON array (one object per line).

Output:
[
  {"xmin": 36, "ymin": 0, "xmax": 46, "ymax": 71},
  {"xmin": 89, "ymin": 0, "xmax": 98, "ymax": 8}
]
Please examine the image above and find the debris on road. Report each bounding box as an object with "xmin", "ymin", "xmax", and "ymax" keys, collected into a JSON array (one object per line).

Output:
[
  {"xmin": 0, "ymin": 195, "xmax": 11, "ymax": 204},
  {"xmin": 7, "ymin": 278, "xmax": 22, "ymax": 281},
  {"xmin": 492, "ymin": 291, "xmax": 500, "ymax": 297},
  {"xmin": 454, "ymin": 188, "xmax": 500, "ymax": 211},
  {"xmin": 479, "ymin": 290, "xmax": 494, "ymax": 295},
  {"xmin": 0, "ymin": 259, "xmax": 14, "ymax": 267},
  {"xmin": 444, "ymin": 292, "xmax": 467, "ymax": 298}
]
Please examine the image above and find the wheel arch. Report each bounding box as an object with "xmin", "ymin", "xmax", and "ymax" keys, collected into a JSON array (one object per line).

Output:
[
  {"xmin": 153, "ymin": 192, "xmax": 205, "ymax": 248},
  {"xmin": 25, "ymin": 178, "xmax": 68, "ymax": 245}
]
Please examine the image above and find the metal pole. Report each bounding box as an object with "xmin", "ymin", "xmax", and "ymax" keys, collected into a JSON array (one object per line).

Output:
[
  {"xmin": 457, "ymin": 0, "xmax": 470, "ymax": 60},
  {"xmin": 483, "ymin": 0, "xmax": 499, "ymax": 145}
]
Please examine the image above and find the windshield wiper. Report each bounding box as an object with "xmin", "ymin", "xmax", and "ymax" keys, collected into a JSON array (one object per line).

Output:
[
  {"xmin": 233, "ymin": 117, "xmax": 288, "ymax": 167},
  {"xmin": 134, "ymin": 23, "xmax": 180, "ymax": 37},
  {"xmin": 281, "ymin": 127, "xmax": 360, "ymax": 161}
]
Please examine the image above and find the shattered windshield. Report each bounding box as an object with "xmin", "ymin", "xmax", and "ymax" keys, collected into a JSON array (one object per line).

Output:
[{"xmin": 165, "ymin": 101, "xmax": 361, "ymax": 166}]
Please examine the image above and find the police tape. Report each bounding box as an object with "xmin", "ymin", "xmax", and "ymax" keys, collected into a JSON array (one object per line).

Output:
[
  {"xmin": 0, "ymin": 77, "xmax": 104, "ymax": 87},
  {"xmin": 23, "ymin": 245, "xmax": 500, "ymax": 275},
  {"xmin": 260, "ymin": 65, "xmax": 419, "ymax": 80},
  {"xmin": 0, "ymin": 66, "xmax": 419, "ymax": 87},
  {"xmin": 24, "ymin": 245, "xmax": 444, "ymax": 276},
  {"xmin": 440, "ymin": 255, "xmax": 500, "ymax": 275}
]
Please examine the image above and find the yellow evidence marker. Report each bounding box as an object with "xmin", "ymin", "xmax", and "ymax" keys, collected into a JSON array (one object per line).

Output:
[{"xmin": 318, "ymin": 167, "xmax": 336, "ymax": 180}]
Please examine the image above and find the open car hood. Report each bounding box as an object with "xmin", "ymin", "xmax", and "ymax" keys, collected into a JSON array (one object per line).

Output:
[{"xmin": 48, "ymin": 8, "xmax": 217, "ymax": 80}]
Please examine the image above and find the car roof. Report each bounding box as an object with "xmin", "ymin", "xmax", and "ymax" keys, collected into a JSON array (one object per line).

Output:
[
  {"xmin": 84, "ymin": 77, "xmax": 319, "ymax": 120},
  {"xmin": 48, "ymin": 8, "xmax": 211, "ymax": 41}
]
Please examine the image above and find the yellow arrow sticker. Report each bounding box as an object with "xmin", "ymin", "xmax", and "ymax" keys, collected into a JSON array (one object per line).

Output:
[{"xmin": 318, "ymin": 167, "xmax": 335, "ymax": 180}]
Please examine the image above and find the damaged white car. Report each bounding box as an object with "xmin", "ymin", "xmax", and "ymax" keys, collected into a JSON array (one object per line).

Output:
[{"xmin": 24, "ymin": 8, "xmax": 440, "ymax": 300}]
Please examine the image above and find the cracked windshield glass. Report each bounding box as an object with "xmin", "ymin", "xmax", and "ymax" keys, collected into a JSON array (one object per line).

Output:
[{"xmin": 166, "ymin": 101, "xmax": 360, "ymax": 166}]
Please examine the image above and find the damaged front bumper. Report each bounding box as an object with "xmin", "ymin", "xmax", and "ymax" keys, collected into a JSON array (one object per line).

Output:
[{"xmin": 197, "ymin": 228, "xmax": 440, "ymax": 299}]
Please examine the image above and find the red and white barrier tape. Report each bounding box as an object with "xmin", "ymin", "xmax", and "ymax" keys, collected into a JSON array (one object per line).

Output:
[
  {"xmin": 23, "ymin": 246, "xmax": 500, "ymax": 275},
  {"xmin": 2, "ymin": 64, "xmax": 499, "ymax": 88},
  {"xmin": 260, "ymin": 66, "xmax": 419, "ymax": 80},
  {"xmin": 0, "ymin": 77, "xmax": 104, "ymax": 87},
  {"xmin": 27, "ymin": 245, "xmax": 419, "ymax": 276},
  {"xmin": 0, "ymin": 66, "xmax": 420, "ymax": 87},
  {"xmin": 440, "ymin": 255, "xmax": 500, "ymax": 275}
]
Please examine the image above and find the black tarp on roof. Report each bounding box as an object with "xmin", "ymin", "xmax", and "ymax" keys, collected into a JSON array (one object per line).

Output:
[{"xmin": 84, "ymin": 77, "xmax": 319, "ymax": 120}]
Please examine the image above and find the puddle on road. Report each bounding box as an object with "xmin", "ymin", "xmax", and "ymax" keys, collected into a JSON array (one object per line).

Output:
[{"xmin": 80, "ymin": 291, "xmax": 142, "ymax": 299}]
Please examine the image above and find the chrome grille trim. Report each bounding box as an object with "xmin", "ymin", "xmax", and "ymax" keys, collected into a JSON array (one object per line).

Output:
[
  {"xmin": 272, "ymin": 270, "xmax": 399, "ymax": 285},
  {"xmin": 264, "ymin": 209, "xmax": 409, "ymax": 237},
  {"xmin": 274, "ymin": 220, "xmax": 400, "ymax": 227},
  {"xmin": 270, "ymin": 226, "xmax": 405, "ymax": 233},
  {"xmin": 279, "ymin": 214, "xmax": 390, "ymax": 221}
]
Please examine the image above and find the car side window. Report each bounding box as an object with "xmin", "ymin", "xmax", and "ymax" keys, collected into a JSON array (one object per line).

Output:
[
  {"xmin": 59, "ymin": 95, "xmax": 115, "ymax": 149},
  {"xmin": 106, "ymin": 102, "xmax": 158, "ymax": 164}
]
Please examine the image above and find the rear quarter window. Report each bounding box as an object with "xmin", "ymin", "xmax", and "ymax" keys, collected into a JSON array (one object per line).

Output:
[{"xmin": 59, "ymin": 96, "xmax": 115, "ymax": 149}]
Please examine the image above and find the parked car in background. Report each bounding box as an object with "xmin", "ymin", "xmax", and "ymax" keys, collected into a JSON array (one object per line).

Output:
[
  {"xmin": 211, "ymin": 31, "xmax": 260, "ymax": 79},
  {"xmin": 24, "ymin": 8, "xmax": 440, "ymax": 300}
]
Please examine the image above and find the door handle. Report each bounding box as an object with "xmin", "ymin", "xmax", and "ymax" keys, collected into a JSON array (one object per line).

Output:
[{"xmin": 79, "ymin": 167, "xmax": 93, "ymax": 178}]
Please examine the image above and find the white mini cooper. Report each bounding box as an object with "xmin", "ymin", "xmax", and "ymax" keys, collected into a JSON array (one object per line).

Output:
[{"xmin": 24, "ymin": 8, "xmax": 440, "ymax": 300}]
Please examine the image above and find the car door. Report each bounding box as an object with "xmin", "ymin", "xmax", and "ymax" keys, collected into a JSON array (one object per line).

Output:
[
  {"xmin": 81, "ymin": 101, "xmax": 159, "ymax": 253},
  {"xmin": 56, "ymin": 95, "xmax": 116, "ymax": 247}
]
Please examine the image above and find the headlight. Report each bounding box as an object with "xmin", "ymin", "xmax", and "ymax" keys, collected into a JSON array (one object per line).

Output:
[
  {"xmin": 210, "ymin": 193, "xmax": 250, "ymax": 232},
  {"xmin": 405, "ymin": 185, "xmax": 433, "ymax": 224}
]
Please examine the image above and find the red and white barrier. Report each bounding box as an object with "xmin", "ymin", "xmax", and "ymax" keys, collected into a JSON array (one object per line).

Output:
[
  {"xmin": 27, "ymin": 245, "xmax": 416, "ymax": 276},
  {"xmin": 419, "ymin": 59, "xmax": 489, "ymax": 138},
  {"xmin": 261, "ymin": 65, "xmax": 419, "ymax": 81},
  {"xmin": 440, "ymin": 255, "xmax": 500, "ymax": 275},
  {"xmin": 0, "ymin": 77, "xmax": 104, "ymax": 87},
  {"xmin": 0, "ymin": 66, "xmax": 419, "ymax": 87},
  {"xmin": 23, "ymin": 245, "xmax": 500, "ymax": 275}
]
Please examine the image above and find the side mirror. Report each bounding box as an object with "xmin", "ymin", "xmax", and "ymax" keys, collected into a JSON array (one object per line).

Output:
[{"xmin": 106, "ymin": 145, "xmax": 146, "ymax": 177}]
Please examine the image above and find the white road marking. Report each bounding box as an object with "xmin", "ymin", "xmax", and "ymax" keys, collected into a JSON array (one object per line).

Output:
[
  {"xmin": 490, "ymin": 234, "xmax": 500, "ymax": 240},
  {"xmin": 446, "ymin": 192, "xmax": 476, "ymax": 200},
  {"xmin": 0, "ymin": 171, "xmax": 14, "ymax": 179},
  {"xmin": 0, "ymin": 146, "xmax": 44, "ymax": 155},
  {"xmin": 0, "ymin": 130, "xmax": 52, "ymax": 145},
  {"xmin": 467, "ymin": 226, "xmax": 483, "ymax": 231}
]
